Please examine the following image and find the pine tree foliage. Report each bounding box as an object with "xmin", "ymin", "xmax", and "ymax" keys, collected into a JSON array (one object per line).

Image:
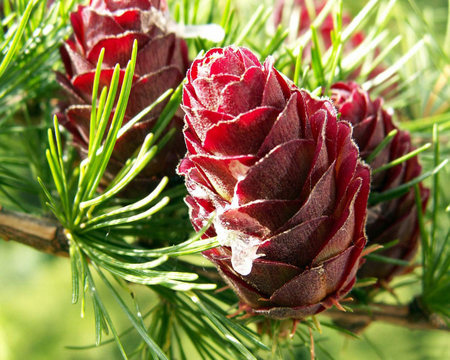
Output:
[{"xmin": 0, "ymin": 0, "xmax": 448, "ymax": 359}]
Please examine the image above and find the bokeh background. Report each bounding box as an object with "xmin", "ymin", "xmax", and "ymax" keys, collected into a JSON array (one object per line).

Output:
[{"xmin": 1, "ymin": 241, "xmax": 449, "ymax": 360}]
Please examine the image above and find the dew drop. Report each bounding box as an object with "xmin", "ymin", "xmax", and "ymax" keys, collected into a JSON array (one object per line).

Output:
[{"xmin": 214, "ymin": 217, "xmax": 262, "ymax": 276}]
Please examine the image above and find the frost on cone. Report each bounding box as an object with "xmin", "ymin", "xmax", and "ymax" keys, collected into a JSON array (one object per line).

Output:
[
  {"xmin": 57, "ymin": 0, "xmax": 188, "ymax": 192},
  {"xmin": 178, "ymin": 46, "xmax": 371, "ymax": 319},
  {"xmin": 331, "ymin": 81, "xmax": 429, "ymax": 282}
]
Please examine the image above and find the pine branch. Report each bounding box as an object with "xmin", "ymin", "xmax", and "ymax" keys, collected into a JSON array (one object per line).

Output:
[
  {"xmin": 323, "ymin": 302, "xmax": 449, "ymax": 332},
  {"xmin": 0, "ymin": 204, "xmax": 68, "ymax": 256}
]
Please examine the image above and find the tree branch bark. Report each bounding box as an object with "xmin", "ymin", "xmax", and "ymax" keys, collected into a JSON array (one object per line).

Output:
[
  {"xmin": 324, "ymin": 302, "xmax": 448, "ymax": 332},
  {"xmin": 0, "ymin": 205, "xmax": 68, "ymax": 256},
  {"xmin": 1, "ymin": 206, "xmax": 448, "ymax": 333}
]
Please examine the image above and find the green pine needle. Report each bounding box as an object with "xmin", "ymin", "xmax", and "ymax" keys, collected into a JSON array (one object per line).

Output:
[
  {"xmin": 0, "ymin": 0, "xmax": 38, "ymax": 79},
  {"xmin": 369, "ymin": 159, "xmax": 448, "ymax": 205},
  {"xmin": 366, "ymin": 129, "xmax": 398, "ymax": 163},
  {"xmin": 372, "ymin": 143, "xmax": 432, "ymax": 174}
]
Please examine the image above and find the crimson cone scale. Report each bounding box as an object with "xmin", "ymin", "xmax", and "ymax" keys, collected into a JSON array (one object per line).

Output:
[
  {"xmin": 178, "ymin": 46, "xmax": 371, "ymax": 319},
  {"xmin": 57, "ymin": 0, "xmax": 188, "ymax": 193},
  {"xmin": 331, "ymin": 81, "xmax": 429, "ymax": 282}
]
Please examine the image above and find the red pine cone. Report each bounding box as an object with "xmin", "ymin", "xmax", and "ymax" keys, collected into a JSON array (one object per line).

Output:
[
  {"xmin": 331, "ymin": 81, "xmax": 429, "ymax": 282},
  {"xmin": 178, "ymin": 46, "xmax": 371, "ymax": 319},
  {"xmin": 57, "ymin": 0, "xmax": 188, "ymax": 192}
]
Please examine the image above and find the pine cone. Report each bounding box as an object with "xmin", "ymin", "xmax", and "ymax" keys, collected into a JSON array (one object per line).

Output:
[
  {"xmin": 331, "ymin": 81, "xmax": 429, "ymax": 282},
  {"xmin": 57, "ymin": 0, "xmax": 189, "ymax": 193},
  {"xmin": 178, "ymin": 46, "xmax": 370, "ymax": 319}
]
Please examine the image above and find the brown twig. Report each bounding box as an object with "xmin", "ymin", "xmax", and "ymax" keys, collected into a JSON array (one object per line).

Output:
[
  {"xmin": 323, "ymin": 302, "xmax": 448, "ymax": 332},
  {"xmin": 0, "ymin": 205, "xmax": 68, "ymax": 256},
  {"xmin": 1, "ymin": 206, "xmax": 448, "ymax": 334}
]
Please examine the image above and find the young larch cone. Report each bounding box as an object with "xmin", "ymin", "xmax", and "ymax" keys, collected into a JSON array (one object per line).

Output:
[
  {"xmin": 331, "ymin": 81, "xmax": 429, "ymax": 283},
  {"xmin": 57, "ymin": 0, "xmax": 189, "ymax": 193},
  {"xmin": 178, "ymin": 46, "xmax": 371, "ymax": 319}
]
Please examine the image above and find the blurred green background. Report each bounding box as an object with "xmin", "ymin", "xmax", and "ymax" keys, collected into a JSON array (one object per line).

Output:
[{"xmin": 1, "ymin": 241, "xmax": 448, "ymax": 359}]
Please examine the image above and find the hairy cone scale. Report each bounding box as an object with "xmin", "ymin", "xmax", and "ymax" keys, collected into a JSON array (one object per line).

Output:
[
  {"xmin": 331, "ymin": 81, "xmax": 429, "ymax": 283},
  {"xmin": 178, "ymin": 46, "xmax": 371, "ymax": 319},
  {"xmin": 57, "ymin": 0, "xmax": 189, "ymax": 194}
]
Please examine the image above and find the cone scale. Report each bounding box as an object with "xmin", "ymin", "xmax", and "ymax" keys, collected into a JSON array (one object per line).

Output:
[
  {"xmin": 331, "ymin": 81, "xmax": 429, "ymax": 282},
  {"xmin": 57, "ymin": 0, "xmax": 189, "ymax": 193}
]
